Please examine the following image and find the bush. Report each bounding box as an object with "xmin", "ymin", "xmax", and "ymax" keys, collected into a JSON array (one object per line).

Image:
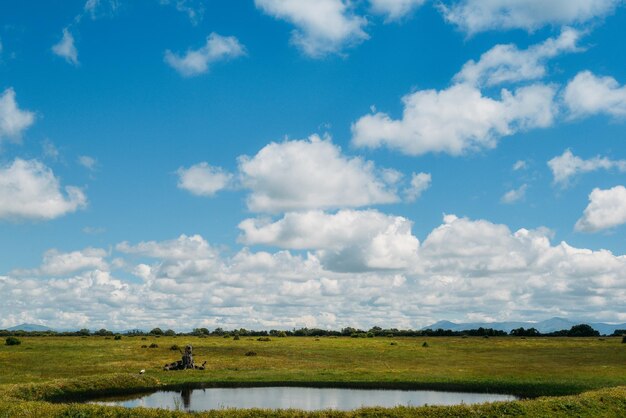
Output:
[
  {"xmin": 390, "ymin": 342, "xmax": 397, "ymax": 346},
  {"xmin": 148, "ymin": 343, "xmax": 158, "ymax": 349},
  {"xmin": 149, "ymin": 328, "xmax": 163, "ymax": 336},
  {"xmin": 257, "ymin": 337, "xmax": 271, "ymax": 342},
  {"xmin": 622, "ymin": 336, "xmax": 626, "ymax": 344},
  {"xmin": 422, "ymin": 341, "xmax": 429, "ymax": 348},
  {"xmin": 114, "ymin": 335, "xmax": 122, "ymax": 340},
  {"xmin": 278, "ymin": 331, "xmax": 287, "ymax": 337},
  {"xmin": 366, "ymin": 332, "xmax": 374, "ymax": 338},
  {"xmin": 233, "ymin": 335, "xmax": 240, "ymax": 340},
  {"xmin": 141, "ymin": 345, "xmax": 148, "ymax": 348},
  {"xmin": 5, "ymin": 336, "xmax": 21, "ymax": 346},
  {"xmin": 141, "ymin": 337, "xmax": 147, "ymax": 341},
  {"xmin": 170, "ymin": 344, "xmax": 180, "ymax": 351},
  {"xmin": 245, "ymin": 351, "xmax": 257, "ymax": 356}
]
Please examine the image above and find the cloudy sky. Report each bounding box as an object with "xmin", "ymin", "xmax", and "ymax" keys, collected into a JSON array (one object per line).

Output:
[{"xmin": 1, "ymin": 0, "xmax": 625, "ymax": 331}]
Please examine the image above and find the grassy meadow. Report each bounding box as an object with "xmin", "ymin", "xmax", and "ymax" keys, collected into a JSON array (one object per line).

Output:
[{"xmin": 1, "ymin": 335, "xmax": 625, "ymax": 416}]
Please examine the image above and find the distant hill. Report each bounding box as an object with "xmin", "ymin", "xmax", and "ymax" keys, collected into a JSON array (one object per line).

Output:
[
  {"xmin": 6, "ymin": 323, "xmax": 54, "ymax": 332},
  {"xmin": 423, "ymin": 317, "xmax": 626, "ymax": 335}
]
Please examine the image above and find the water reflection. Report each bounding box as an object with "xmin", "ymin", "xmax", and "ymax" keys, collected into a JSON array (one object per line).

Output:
[{"xmin": 93, "ymin": 387, "xmax": 518, "ymax": 411}]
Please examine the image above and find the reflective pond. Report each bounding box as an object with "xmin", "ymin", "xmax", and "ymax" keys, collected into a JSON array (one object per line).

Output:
[{"xmin": 93, "ymin": 387, "xmax": 518, "ymax": 411}]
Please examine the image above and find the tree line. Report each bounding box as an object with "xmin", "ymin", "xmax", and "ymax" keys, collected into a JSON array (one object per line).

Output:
[{"xmin": 1, "ymin": 324, "xmax": 623, "ymax": 338}]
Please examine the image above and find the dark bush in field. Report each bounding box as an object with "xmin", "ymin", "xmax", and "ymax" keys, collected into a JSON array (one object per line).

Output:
[
  {"xmin": 366, "ymin": 332, "xmax": 374, "ymax": 338},
  {"xmin": 141, "ymin": 337, "xmax": 147, "ymax": 340},
  {"xmin": 164, "ymin": 329, "xmax": 176, "ymax": 336},
  {"xmin": 149, "ymin": 328, "xmax": 163, "ymax": 335},
  {"xmin": 5, "ymin": 336, "xmax": 21, "ymax": 346},
  {"xmin": 422, "ymin": 341, "xmax": 429, "ymax": 347},
  {"xmin": 244, "ymin": 351, "xmax": 257, "ymax": 356},
  {"xmin": 390, "ymin": 341, "xmax": 397, "ymax": 346},
  {"xmin": 233, "ymin": 335, "xmax": 240, "ymax": 340},
  {"xmin": 170, "ymin": 344, "xmax": 180, "ymax": 351},
  {"xmin": 114, "ymin": 335, "xmax": 122, "ymax": 340},
  {"xmin": 148, "ymin": 343, "xmax": 158, "ymax": 348},
  {"xmin": 622, "ymin": 336, "xmax": 626, "ymax": 343},
  {"xmin": 257, "ymin": 337, "xmax": 271, "ymax": 341},
  {"xmin": 141, "ymin": 345, "xmax": 147, "ymax": 348}
]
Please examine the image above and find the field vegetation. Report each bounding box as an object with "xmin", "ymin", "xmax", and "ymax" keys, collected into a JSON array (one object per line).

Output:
[{"xmin": 0, "ymin": 335, "xmax": 624, "ymax": 416}]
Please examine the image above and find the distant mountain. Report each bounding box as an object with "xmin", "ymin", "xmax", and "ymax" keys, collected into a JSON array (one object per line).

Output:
[
  {"xmin": 423, "ymin": 317, "xmax": 626, "ymax": 335},
  {"xmin": 6, "ymin": 323, "xmax": 54, "ymax": 332}
]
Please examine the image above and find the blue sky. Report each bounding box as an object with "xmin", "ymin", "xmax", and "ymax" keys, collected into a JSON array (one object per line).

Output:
[{"xmin": 1, "ymin": 0, "xmax": 625, "ymax": 331}]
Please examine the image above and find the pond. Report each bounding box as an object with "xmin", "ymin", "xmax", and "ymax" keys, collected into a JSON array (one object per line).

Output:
[{"xmin": 92, "ymin": 387, "xmax": 518, "ymax": 411}]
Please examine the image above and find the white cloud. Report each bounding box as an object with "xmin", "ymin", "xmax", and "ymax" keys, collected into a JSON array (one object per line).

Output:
[
  {"xmin": 238, "ymin": 134, "xmax": 399, "ymax": 212},
  {"xmin": 116, "ymin": 234, "xmax": 218, "ymax": 261},
  {"xmin": 501, "ymin": 184, "xmax": 528, "ymax": 204},
  {"xmin": 563, "ymin": 71, "xmax": 626, "ymax": 118},
  {"xmin": 575, "ymin": 185, "xmax": 626, "ymax": 232},
  {"xmin": 0, "ymin": 88, "xmax": 35, "ymax": 143},
  {"xmin": 160, "ymin": 0, "xmax": 205, "ymax": 25},
  {"xmin": 454, "ymin": 28, "xmax": 582, "ymax": 87},
  {"xmin": 352, "ymin": 83, "xmax": 556, "ymax": 156},
  {"xmin": 83, "ymin": 0, "xmax": 119, "ymax": 20},
  {"xmin": 176, "ymin": 162, "xmax": 232, "ymax": 197},
  {"xmin": 513, "ymin": 160, "xmax": 528, "ymax": 171},
  {"xmin": 29, "ymin": 248, "xmax": 108, "ymax": 276},
  {"xmin": 548, "ymin": 149, "xmax": 626, "ymax": 185},
  {"xmin": 164, "ymin": 33, "xmax": 245, "ymax": 77},
  {"xmin": 239, "ymin": 209, "xmax": 419, "ymax": 271},
  {"xmin": 52, "ymin": 28, "xmax": 78, "ymax": 65},
  {"xmin": 78, "ymin": 155, "xmax": 97, "ymax": 171},
  {"xmin": 440, "ymin": 0, "xmax": 622, "ymax": 34},
  {"xmin": 404, "ymin": 172, "xmax": 431, "ymax": 202},
  {"xmin": 254, "ymin": 0, "xmax": 368, "ymax": 57},
  {"xmin": 3, "ymin": 214, "xmax": 626, "ymax": 330},
  {"xmin": 0, "ymin": 159, "xmax": 87, "ymax": 220},
  {"xmin": 370, "ymin": 0, "xmax": 426, "ymax": 22}
]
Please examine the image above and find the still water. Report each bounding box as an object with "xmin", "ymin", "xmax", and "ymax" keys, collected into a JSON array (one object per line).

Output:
[{"xmin": 93, "ymin": 387, "xmax": 518, "ymax": 411}]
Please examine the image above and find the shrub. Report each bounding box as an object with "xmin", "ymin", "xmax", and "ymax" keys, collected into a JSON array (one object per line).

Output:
[
  {"xmin": 622, "ymin": 336, "xmax": 626, "ymax": 344},
  {"xmin": 223, "ymin": 335, "xmax": 230, "ymax": 339},
  {"xmin": 114, "ymin": 335, "xmax": 122, "ymax": 340},
  {"xmin": 148, "ymin": 343, "xmax": 158, "ymax": 348},
  {"xmin": 257, "ymin": 337, "xmax": 271, "ymax": 342},
  {"xmin": 170, "ymin": 344, "xmax": 180, "ymax": 351},
  {"xmin": 141, "ymin": 345, "xmax": 148, "ymax": 348},
  {"xmin": 245, "ymin": 351, "xmax": 257, "ymax": 356},
  {"xmin": 422, "ymin": 341, "xmax": 429, "ymax": 348},
  {"xmin": 233, "ymin": 335, "xmax": 240, "ymax": 340},
  {"xmin": 366, "ymin": 332, "xmax": 374, "ymax": 338},
  {"xmin": 5, "ymin": 336, "xmax": 21, "ymax": 346},
  {"xmin": 390, "ymin": 342, "xmax": 397, "ymax": 346},
  {"xmin": 278, "ymin": 331, "xmax": 287, "ymax": 338},
  {"xmin": 141, "ymin": 337, "xmax": 147, "ymax": 341}
]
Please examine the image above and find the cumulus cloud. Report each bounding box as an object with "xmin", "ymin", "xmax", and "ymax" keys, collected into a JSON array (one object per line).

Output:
[
  {"xmin": 116, "ymin": 234, "xmax": 218, "ymax": 261},
  {"xmin": 3, "ymin": 214, "xmax": 626, "ymax": 330},
  {"xmin": 370, "ymin": 0, "xmax": 426, "ymax": 22},
  {"xmin": 548, "ymin": 149, "xmax": 626, "ymax": 185},
  {"xmin": 563, "ymin": 71, "xmax": 626, "ymax": 118},
  {"xmin": 0, "ymin": 159, "xmax": 87, "ymax": 220},
  {"xmin": 52, "ymin": 28, "xmax": 78, "ymax": 65},
  {"xmin": 454, "ymin": 28, "xmax": 582, "ymax": 87},
  {"xmin": 352, "ymin": 83, "xmax": 557, "ymax": 156},
  {"xmin": 176, "ymin": 162, "xmax": 232, "ymax": 197},
  {"xmin": 0, "ymin": 88, "xmax": 35, "ymax": 143},
  {"xmin": 12, "ymin": 248, "xmax": 109, "ymax": 277},
  {"xmin": 575, "ymin": 186, "xmax": 626, "ymax": 232},
  {"xmin": 404, "ymin": 172, "xmax": 431, "ymax": 202},
  {"xmin": 160, "ymin": 0, "xmax": 204, "ymax": 25},
  {"xmin": 440, "ymin": 0, "xmax": 622, "ymax": 34},
  {"xmin": 238, "ymin": 134, "xmax": 400, "ymax": 212},
  {"xmin": 254, "ymin": 0, "xmax": 368, "ymax": 57},
  {"xmin": 165, "ymin": 33, "xmax": 245, "ymax": 77},
  {"xmin": 239, "ymin": 209, "xmax": 419, "ymax": 271},
  {"xmin": 501, "ymin": 184, "xmax": 528, "ymax": 204}
]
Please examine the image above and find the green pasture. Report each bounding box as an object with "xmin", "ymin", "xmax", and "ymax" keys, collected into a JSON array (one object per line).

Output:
[{"xmin": 0, "ymin": 336, "xmax": 625, "ymax": 416}]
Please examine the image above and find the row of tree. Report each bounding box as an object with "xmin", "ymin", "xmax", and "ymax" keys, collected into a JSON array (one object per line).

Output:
[{"xmin": 1, "ymin": 324, "xmax": 622, "ymax": 338}]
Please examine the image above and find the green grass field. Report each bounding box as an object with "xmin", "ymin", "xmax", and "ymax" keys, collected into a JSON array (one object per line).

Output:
[{"xmin": 1, "ymin": 336, "xmax": 625, "ymax": 416}]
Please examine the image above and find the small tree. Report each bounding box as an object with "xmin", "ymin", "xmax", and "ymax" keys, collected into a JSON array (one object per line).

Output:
[
  {"xmin": 149, "ymin": 328, "xmax": 164, "ymax": 336},
  {"xmin": 567, "ymin": 324, "xmax": 599, "ymax": 337},
  {"xmin": 5, "ymin": 336, "xmax": 21, "ymax": 346}
]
